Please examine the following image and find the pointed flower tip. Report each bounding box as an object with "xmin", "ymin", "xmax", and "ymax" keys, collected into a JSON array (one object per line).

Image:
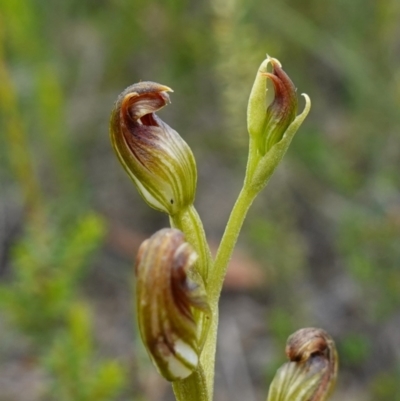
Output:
[
  {"xmin": 110, "ymin": 81, "xmax": 197, "ymax": 216},
  {"xmin": 259, "ymin": 55, "xmax": 281, "ymax": 74},
  {"xmin": 159, "ymin": 84, "xmax": 173, "ymax": 92},
  {"xmin": 135, "ymin": 228, "xmax": 210, "ymax": 381},
  {"xmin": 301, "ymin": 93, "xmax": 311, "ymax": 111},
  {"xmin": 248, "ymin": 55, "xmax": 308, "ymax": 156},
  {"xmin": 265, "ymin": 55, "xmax": 281, "ymax": 67}
]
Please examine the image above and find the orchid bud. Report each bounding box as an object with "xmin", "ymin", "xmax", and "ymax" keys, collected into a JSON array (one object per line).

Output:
[
  {"xmin": 110, "ymin": 82, "xmax": 197, "ymax": 215},
  {"xmin": 135, "ymin": 228, "xmax": 210, "ymax": 381},
  {"xmin": 247, "ymin": 56, "xmax": 310, "ymax": 156},
  {"xmin": 267, "ymin": 328, "xmax": 338, "ymax": 401}
]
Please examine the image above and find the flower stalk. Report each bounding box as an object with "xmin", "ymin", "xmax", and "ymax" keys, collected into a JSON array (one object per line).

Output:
[
  {"xmin": 170, "ymin": 205, "xmax": 213, "ymax": 282},
  {"xmin": 109, "ymin": 55, "xmax": 329, "ymax": 401},
  {"xmin": 213, "ymin": 57, "xmax": 311, "ymax": 299}
]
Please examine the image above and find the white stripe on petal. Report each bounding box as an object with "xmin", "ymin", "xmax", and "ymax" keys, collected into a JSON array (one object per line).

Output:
[{"xmin": 175, "ymin": 339, "xmax": 198, "ymax": 368}]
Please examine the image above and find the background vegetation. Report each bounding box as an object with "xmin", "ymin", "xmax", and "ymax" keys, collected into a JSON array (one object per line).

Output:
[{"xmin": 1, "ymin": 0, "xmax": 399, "ymax": 400}]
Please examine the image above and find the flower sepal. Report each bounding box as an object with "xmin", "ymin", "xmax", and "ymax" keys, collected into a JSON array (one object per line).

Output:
[
  {"xmin": 267, "ymin": 328, "xmax": 338, "ymax": 401},
  {"xmin": 110, "ymin": 82, "xmax": 197, "ymax": 216},
  {"xmin": 246, "ymin": 92, "xmax": 310, "ymax": 192},
  {"xmin": 135, "ymin": 228, "xmax": 211, "ymax": 382},
  {"xmin": 246, "ymin": 56, "xmax": 310, "ymax": 192}
]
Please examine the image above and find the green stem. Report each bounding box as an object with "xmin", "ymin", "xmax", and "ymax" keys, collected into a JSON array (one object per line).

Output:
[
  {"xmin": 173, "ymin": 173, "xmax": 258, "ymax": 401},
  {"xmin": 172, "ymin": 141, "xmax": 260, "ymax": 401},
  {"xmin": 171, "ymin": 130, "xmax": 293, "ymax": 400},
  {"xmin": 170, "ymin": 204, "xmax": 216, "ymax": 401},
  {"xmin": 209, "ymin": 137, "xmax": 260, "ymax": 301},
  {"xmin": 170, "ymin": 204, "xmax": 213, "ymax": 283},
  {"xmin": 172, "ymin": 368, "xmax": 209, "ymax": 401},
  {"xmin": 209, "ymin": 184, "xmax": 257, "ymax": 301},
  {"xmin": 210, "ymin": 125, "xmax": 304, "ymax": 301},
  {"xmin": 172, "ymin": 306, "xmax": 218, "ymax": 401}
]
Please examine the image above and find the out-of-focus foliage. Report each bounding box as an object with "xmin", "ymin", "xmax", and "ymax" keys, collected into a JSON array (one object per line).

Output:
[
  {"xmin": 45, "ymin": 304, "xmax": 126, "ymax": 401},
  {"xmin": 1, "ymin": 0, "xmax": 400, "ymax": 400},
  {"xmin": 0, "ymin": 213, "xmax": 104, "ymax": 344}
]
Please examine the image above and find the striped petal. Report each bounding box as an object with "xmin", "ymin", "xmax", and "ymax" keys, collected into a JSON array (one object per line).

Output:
[{"xmin": 135, "ymin": 228, "xmax": 210, "ymax": 381}]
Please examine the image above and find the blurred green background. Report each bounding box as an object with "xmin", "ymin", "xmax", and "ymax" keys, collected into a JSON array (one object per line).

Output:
[{"xmin": 1, "ymin": 0, "xmax": 400, "ymax": 400}]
